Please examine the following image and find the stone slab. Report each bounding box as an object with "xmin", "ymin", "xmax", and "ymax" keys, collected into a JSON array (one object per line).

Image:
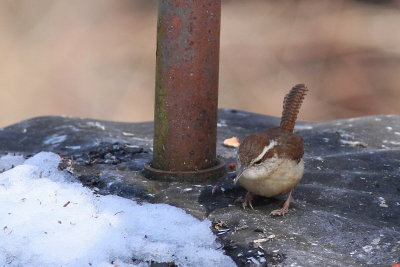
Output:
[{"xmin": 0, "ymin": 110, "xmax": 399, "ymax": 266}]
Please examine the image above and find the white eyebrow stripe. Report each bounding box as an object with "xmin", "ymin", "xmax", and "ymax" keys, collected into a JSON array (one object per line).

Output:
[{"xmin": 250, "ymin": 140, "xmax": 277, "ymax": 165}]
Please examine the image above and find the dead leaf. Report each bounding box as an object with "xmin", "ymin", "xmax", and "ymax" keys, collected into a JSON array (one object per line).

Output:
[{"xmin": 223, "ymin": 137, "xmax": 240, "ymax": 148}]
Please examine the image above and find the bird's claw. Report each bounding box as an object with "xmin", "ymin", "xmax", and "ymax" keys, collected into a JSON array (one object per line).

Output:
[
  {"xmin": 270, "ymin": 191, "xmax": 292, "ymax": 216},
  {"xmin": 269, "ymin": 207, "xmax": 289, "ymax": 216},
  {"xmin": 243, "ymin": 200, "xmax": 254, "ymax": 210},
  {"xmin": 235, "ymin": 192, "xmax": 254, "ymax": 210}
]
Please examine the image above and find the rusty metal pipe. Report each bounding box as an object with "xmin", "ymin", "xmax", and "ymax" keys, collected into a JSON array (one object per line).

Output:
[{"xmin": 144, "ymin": 0, "xmax": 225, "ymax": 182}]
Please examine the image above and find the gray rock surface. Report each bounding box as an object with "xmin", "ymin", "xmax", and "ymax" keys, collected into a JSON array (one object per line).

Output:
[{"xmin": 0, "ymin": 110, "xmax": 399, "ymax": 266}]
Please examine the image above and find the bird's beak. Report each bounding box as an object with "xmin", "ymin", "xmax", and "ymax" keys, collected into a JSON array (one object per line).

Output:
[{"xmin": 234, "ymin": 165, "xmax": 246, "ymax": 184}]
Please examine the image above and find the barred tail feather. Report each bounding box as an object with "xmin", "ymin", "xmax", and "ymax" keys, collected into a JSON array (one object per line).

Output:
[{"xmin": 280, "ymin": 84, "xmax": 308, "ymax": 132}]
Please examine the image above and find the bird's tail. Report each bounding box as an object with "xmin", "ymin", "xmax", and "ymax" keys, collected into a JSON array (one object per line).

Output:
[{"xmin": 280, "ymin": 84, "xmax": 308, "ymax": 132}]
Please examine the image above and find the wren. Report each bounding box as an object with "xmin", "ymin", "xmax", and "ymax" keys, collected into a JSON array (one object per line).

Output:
[{"xmin": 235, "ymin": 84, "xmax": 308, "ymax": 216}]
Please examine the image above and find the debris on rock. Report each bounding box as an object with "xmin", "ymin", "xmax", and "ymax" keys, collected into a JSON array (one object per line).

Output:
[{"xmin": 223, "ymin": 137, "xmax": 240, "ymax": 148}]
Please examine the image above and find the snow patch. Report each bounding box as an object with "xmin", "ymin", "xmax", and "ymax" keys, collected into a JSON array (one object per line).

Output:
[
  {"xmin": 217, "ymin": 120, "xmax": 228, "ymax": 127},
  {"xmin": 0, "ymin": 152, "xmax": 235, "ymax": 267},
  {"xmin": 65, "ymin": 145, "xmax": 81, "ymax": 150},
  {"xmin": 0, "ymin": 154, "xmax": 25, "ymax": 171},
  {"xmin": 294, "ymin": 125, "xmax": 313, "ymax": 130},
  {"xmin": 43, "ymin": 134, "xmax": 67, "ymax": 145},
  {"xmin": 87, "ymin": 121, "xmax": 106, "ymax": 131},
  {"xmin": 377, "ymin": 197, "xmax": 388, "ymax": 208}
]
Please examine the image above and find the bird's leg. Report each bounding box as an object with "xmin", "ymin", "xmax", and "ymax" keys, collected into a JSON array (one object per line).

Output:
[
  {"xmin": 243, "ymin": 192, "xmax": 254, "ymax": 210},
  {"xmin": 235, "ymin": 192, "xmax": 254, "ymax": 210},
  {"xmin": 270, "ymin": 189, "xmax": 294, "ymax": 216}
]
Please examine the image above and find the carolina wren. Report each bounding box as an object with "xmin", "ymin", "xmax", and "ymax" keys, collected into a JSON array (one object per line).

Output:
[{"xmin": 234, "ymin": 84, "xmax": 308, "ymax": 216}]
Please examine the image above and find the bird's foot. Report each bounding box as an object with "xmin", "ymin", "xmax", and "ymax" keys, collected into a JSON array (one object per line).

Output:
[
  {"xmin": 269, "ymin": 190, "xmax": 293, "ymax": 216},
  {"xmin": 269, "ymin": 206, "xmax": 289, "ymax": 216},
  {"xmin": 235, "ymin": 192, "xmax": 254, "ymax": 210}
]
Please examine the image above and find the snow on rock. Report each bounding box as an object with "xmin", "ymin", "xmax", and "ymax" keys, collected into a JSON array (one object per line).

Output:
[
  {"xmin": 0, "ymin": 152, "xmax": 235, "ymax": 267},
  {"xmin": 0, "ymin": 154, "xmax": 25, "ymax": 171}
]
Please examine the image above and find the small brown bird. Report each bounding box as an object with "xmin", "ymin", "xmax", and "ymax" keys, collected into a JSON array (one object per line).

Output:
[{"xmin": 234, "ymin": 84, "xmax": 308, "ymax": 216}]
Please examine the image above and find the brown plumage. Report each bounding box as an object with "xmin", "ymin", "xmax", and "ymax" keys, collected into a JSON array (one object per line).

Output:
[
  {"xmin": 235, "ymin": 84, "xmax": 308, "ymax": 215},
  {"xmin": 238, "ymin": 128, "xmax": 304, "ymax": 167},
  {"xmin": 280, "ymin": 84, "xmax": 308, "ymax": 133}
]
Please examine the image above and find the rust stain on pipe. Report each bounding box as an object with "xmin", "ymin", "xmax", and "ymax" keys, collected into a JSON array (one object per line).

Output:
[{"xmin": 151, "ymin": 0, "xmax": 222, "ymax": 174}]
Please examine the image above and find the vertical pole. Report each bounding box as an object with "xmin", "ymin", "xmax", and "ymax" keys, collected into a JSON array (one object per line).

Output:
[{"xmin": 144, "ymin": 0, "xmax": 225, "ymax": 182}]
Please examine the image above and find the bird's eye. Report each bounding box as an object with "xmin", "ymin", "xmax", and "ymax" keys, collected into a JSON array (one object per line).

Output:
[{"xmin": 253, "ymin": 159, "xmax": 263, "ymax": 165}]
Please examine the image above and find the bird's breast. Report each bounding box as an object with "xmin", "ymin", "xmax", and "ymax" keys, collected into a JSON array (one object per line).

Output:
[{"xmin": 239, "ymin": 157, "xmax": 304, "ymax": 197}]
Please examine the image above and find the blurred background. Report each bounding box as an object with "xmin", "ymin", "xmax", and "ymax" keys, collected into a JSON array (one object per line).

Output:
[{"xmin": 0, "ymin": 0, "xmax": 399, "ymax": 127}]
